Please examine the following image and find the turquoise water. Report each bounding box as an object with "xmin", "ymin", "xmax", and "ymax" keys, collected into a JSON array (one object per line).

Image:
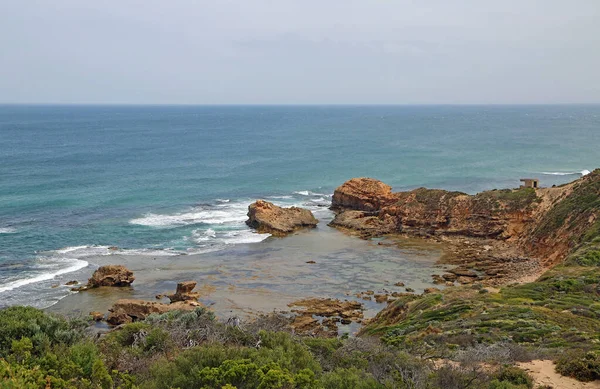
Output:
[{"xmin": 0, "ymin": 104, "xmax": 598, "ymax": 307}]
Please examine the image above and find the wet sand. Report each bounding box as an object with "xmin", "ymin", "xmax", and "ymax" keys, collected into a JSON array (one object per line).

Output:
[{"xmin": 48, "ymin": 221, "xmax": 449, "ymax": 322}]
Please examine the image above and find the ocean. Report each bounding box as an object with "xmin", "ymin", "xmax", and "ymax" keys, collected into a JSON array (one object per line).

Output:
[{"xmin": 0, "ymin": 104, "xmax": 598, "ymax": 310}]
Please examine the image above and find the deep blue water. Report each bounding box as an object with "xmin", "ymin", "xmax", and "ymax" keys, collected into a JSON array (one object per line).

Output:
[{"xmin": 0, "ymin": 104, "xmax": 598, "ymax": 305}]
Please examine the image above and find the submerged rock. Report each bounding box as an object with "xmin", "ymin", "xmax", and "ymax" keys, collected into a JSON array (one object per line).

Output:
[
  {"xmin": 88, "ymin": 265, "xmax": 135, "ymax": 288},
  {"xmin": 246, "ymin": 200, "xmax": 318, "ymax": 236}
]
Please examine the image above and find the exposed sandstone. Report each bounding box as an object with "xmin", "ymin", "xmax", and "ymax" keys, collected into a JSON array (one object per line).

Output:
[
  {"xmin": 331, "ymin": 177, "xmax": 397, "ymax": 212},
  {"xmin": 107, "ymin": 299, "xmax": 201, "ymax": 325},
  {"xmin": 246, "ymin": 200, "xmax": 318, "ymax": 236},
  {"xmin": 88, "ymin": 265, "xmax": 135, "ymax": 288},
  {"xmin": 288, "ymin": 298, "xmax": 363, "ymax": 321},
  {"xmin": 167, "ymin": 281, "xmax": 200, "ymax": 302}
]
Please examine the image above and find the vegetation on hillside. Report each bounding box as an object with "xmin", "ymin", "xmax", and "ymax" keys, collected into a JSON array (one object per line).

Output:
[{"xmin": 0, "ymin": 306, "xmax": 542, "ymax": 389}]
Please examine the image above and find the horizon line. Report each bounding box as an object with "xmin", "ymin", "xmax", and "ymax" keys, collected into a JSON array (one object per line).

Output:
[{"xmin": 1, "ymin": 102, "xmax": 600, "ymax": 107}]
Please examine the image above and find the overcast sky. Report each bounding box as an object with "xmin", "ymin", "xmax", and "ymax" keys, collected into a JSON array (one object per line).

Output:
[{"xmin": 1, "ymin": 0, "xmax": 599, "ymax": 104}]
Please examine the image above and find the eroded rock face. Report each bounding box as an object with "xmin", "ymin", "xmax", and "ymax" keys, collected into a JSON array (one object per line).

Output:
[
  {"xmin": 331, "ymin": 177, "xmax": 397, "ymax": 212},
  {"xmin": 106, "ymin": 299, "xmax": 201, "ymax": 325},
  {"xmin": 330, "ymin": 178, "xmax": 543, "ymax": 240},
  {"xmin": 167, "ymin": 281, "xmax": 200, "ymax": 302},
  {"xmin": 246, "ymin": 200, "xmax": 318, "ymax": 236},
  {"xmin": 88, "ymin": 265, "xmax": 135, "ymax": 287}
]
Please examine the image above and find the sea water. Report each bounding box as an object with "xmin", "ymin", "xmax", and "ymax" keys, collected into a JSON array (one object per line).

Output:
[{"xmin": 1, "ymin": 104, "xmax": 598, "ymax": 308}]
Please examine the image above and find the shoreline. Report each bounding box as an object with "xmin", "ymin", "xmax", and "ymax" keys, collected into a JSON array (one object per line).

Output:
[{"xmin": 46, "ymin": 220, "xmax": 449, "ymax": 327}]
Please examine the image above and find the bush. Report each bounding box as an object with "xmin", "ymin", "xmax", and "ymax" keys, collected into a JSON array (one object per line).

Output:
[
  {"xmin": 0, "ymin": 306, "xmax": 85, "ymax": 356},
  {"xmin": 493, "ymin": 366, "xmax": 533, "ymax": 388},
  {"xmin": 556, "ymin": 350, "xmax": 600, "ymax": 382}
]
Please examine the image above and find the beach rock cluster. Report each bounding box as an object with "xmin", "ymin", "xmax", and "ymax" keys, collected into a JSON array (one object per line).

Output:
[
  {"xmin": 105, "ymin": 280, "xmax": 203, "ymax": 325},
  {"xmin": 246, "ymin": 200, "xmax": 318, "ymax": 236},
  {"xmin": 107, "ymin": 299, "xmax": 201, "ymax": 325},
  {"xmin": 288, "ymin": 298, "xmax": 364, "ymax": 337}
]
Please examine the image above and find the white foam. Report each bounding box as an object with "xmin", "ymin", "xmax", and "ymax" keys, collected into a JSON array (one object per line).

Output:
[
  {"xmin": 293, "ymin": 190, "xmax": 326, "ymax": 196},
  {"xmin": 216, "ymin": 199, "xmax": 230, "ymax": 203},
  {"xmin": 130, "ymin": 208, "xmax": 247, "ymax": 227},
  {"xmin": 541, "ymin": 170, "xmax": 590, "ymax": 176},
  {"xmin": 0, "ymin": 258, "xmax": 88, "ymax": 294},
  {"xmin": 222, "ymin": 230, "xmax": 270, "ymax": 244},
  {"xmin": 0, "ymin": 227, "xmax": 17, "ymax": 234},
  {"xmin": 266, "ymin": 195, "xmax": 294, "ymax": 199}
]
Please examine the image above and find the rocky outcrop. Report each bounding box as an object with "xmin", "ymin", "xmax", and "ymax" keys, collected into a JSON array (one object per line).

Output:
[
  {"xmin": 331, "ymin": 179, "xmax": 541, "ymax": 240},
  {"xmin": 107, "ymin": 299, "xmax": 201, "ymax": 325},
  {"xmin": 167, "ymin": 281, "xmax": 200, "ymax": 302},
  {"xmin": 331, "ymin": 177, "xmax": 397, "ymax": 212},
  {"xmin": 246, "ymin": 200, "xmax": 318, "ymax": 236},
  {"xmin": 330, "ymin": 170, "xmax": 600, "ymax": 272},
  {"xmin": 88, "ymin": 265, "xmax": 135, "ymax": 287}
]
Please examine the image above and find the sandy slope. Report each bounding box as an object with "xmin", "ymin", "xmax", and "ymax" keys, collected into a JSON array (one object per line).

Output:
[{"xmin": 518, "ymin": 360, "xmax": 600, "ymax": 389}]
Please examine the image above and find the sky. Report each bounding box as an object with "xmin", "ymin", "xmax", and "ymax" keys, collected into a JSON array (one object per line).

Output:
[{"xmin": 1, "ymin": 0, "xmax": 599, "ymax": 104}]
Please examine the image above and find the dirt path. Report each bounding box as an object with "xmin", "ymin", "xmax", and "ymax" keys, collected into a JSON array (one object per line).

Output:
[{"xmin": 518, "ymin": 360, "xmax": 600, "ymax": 389}]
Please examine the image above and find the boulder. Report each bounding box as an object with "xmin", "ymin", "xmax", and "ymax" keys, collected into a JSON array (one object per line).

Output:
[
  {"xmin": 331, "ymin": 178, "xmax": 397, "ymax": 212},
  {"xmin": 89, "ymin": 311, "xmax": 104, "ymax": 321},
  {"xmin": 167, "ymin": 281, "xmax": 200, "ymax": 302},
  {"xmin": 106, "ymin": 299, "xmax": 201, "ymax": 325},
  {"xmin": 88, "ymin": 265, "xmax": 135, "ymax": 287},
  {"xmin": 246, "ymin": 200, "xmax": 318, "ymax": 236}
]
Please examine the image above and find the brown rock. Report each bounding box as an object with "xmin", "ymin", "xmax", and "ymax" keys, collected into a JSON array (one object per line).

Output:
[
  {"xmin": 431, "ymin": 275, "xmax": 445, "ymax": 284},
  {"xmin": 246, "ymin": 200, "xmax": 318, "ymax": 236},
  {"xmin": 106, "ymin": 309, "xmax": 132, "ymax": 326},
  {"xmin": 88, "ymin": 265, "xmax": 135, "ymax": 287},
  {"xmin": 167, "ymin": 281, "xmax": 200, "ymax": 302},
  {"xmin": 442, "ymin": 273, "xmax": 457, "ymax": 281},
  {"xmin": 394, "ymin": 282, "xmax": 405, "ymax": 287},
  {"xmin": 65, "ymin": 280, "xmax": 78, "ymax": 286},
  {"xmin": 424, "ymin": 287, "xmax": 441, "ymax": 294},
  {"xmin": 90, "ymin": 311, "xmax": 104, "ymax": 321},
  {"xmin": 288, "ymin": 298, "xmax": 363, "ymax": 321},
  {"xmin": 457, "ymin": 276, "xmax": 476, "ymax": 284},
  {"xmin": 306, "ymin": 260, "xmax": 316, "ymax": 264},
  {"xmin": 331, "ymin": 177, "xmax": 397, "ymax": 212},
  {"xmin": 107, "ymin": 298, "xmax": 201, "ymax": 325},
  {"xmin": 449, "ymin": 267, "xmax": 478, "ymax": 277},
  {"xmin": 374, "ymin": 294, "xmax": 388, "ymax": 303}
]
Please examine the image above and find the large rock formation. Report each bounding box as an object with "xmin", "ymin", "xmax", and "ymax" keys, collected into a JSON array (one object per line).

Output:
[
  {"xmin": 87, "ymin": 265, "xmax": 135, "ymax": 287},
  {"xmin": 331, "ymin": 177, "xmax": 397, "ymax": 212},
  {"xmin": 246, "ymin": 200, "xmax": 318, "ymax": 236},
  {"xmin": 330, "ymin": 170, "xmax": 600, "ymax": 269},
  {"xmin": 331, "ymin": 179, "xmax": 540, "ymax": 240}
]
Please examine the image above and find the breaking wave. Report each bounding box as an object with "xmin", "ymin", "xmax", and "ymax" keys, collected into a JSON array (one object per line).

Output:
[{"xmin": 541, "ymin": 169, "xmax": 590, "ymax": 176}]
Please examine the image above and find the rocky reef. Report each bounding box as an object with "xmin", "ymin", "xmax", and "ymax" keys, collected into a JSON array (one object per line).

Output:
[{"xmin": 246, "ymin": 199, "xmax": 318, "ymax": 236}]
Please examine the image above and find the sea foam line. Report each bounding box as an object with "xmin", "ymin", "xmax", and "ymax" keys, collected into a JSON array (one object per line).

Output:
[
  {"xmin": 541, "ymin": 169, "xmax": 590, "ymax": 176},
  {"xmin": 0, "ymin": 258, "xmax": 89, "ymax": 294}
]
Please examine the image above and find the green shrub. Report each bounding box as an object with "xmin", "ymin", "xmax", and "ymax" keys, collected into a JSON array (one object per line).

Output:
[
  {"xmin": 493, "ymin": 366, "xmax": 533, "ymax": 388},
  {"xmin": 575, "ymin": 250, "xmax": 600, "ymax": 266},
  {"xmin": 0, "ymin": 306, "xmax": 84, "ymax": 356},
  {"xmin": 556, "ymin": 350, "xmax": 600, "ymax": 382}
]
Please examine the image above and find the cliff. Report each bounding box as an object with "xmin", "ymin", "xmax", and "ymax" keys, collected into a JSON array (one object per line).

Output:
[{"xmin": 330, "ymin": 170, "xmax": 600, "ymax": 267}]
